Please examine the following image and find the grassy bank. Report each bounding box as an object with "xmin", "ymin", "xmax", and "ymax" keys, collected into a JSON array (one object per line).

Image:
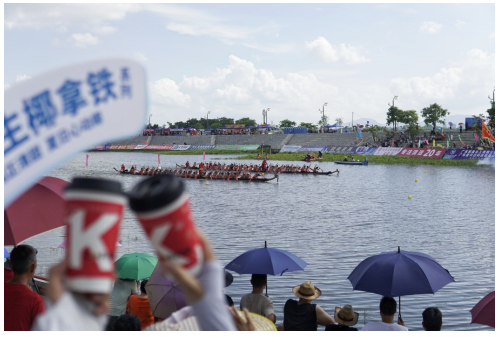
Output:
[{"xmin": 237, "ymin": 152, "xmax": 487, "ymax": 166}]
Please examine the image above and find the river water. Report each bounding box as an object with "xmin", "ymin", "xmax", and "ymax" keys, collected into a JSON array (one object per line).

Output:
[{"xmin": 20, "ymin": 151, "xmax": 495, "ymax": 331}]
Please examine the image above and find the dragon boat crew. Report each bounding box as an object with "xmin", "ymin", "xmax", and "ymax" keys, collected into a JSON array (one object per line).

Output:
[{"xmin": 120, "ymin": 164, "xmax": 126, "ymax": 172}]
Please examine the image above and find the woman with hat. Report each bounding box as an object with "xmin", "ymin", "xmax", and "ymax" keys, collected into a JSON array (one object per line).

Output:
[
  {"xmin": 278, "ymin": 281, "xmax": 335, "ymax": 331},
  {"xmin": 325, "ymin": 305, "xmax": 359, "ymax": 331}
]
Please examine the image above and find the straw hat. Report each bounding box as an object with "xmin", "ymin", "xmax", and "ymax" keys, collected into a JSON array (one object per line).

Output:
[
  {"xmin": 292, "ymin": 281, "xmax": 322, "ymax": 300},
  {"xmin": 145, "ymin": 312, "xmax": 277, "ymax": 331},
  {"xmin": 334, "ymin": 305, "xmax": 359, "ymax": 327}
]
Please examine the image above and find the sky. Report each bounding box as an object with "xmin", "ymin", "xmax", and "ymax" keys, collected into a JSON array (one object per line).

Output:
[{"xmin": 3, "ymin": 2, "xmax": 496, "ymax": 128}]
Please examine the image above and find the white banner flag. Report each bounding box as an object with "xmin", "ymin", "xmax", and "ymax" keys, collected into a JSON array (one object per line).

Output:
[{"xmin": 4, "ymin": 58, "xmax": 147, "ymax": 207}]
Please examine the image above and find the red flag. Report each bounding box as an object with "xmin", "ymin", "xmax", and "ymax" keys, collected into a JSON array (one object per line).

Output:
[
  {"xmin": 482, "ymin": 120, "xmax": 495, "ymax": 143},
  {"xmin": 158, "ymin": 154, "xmax": 160, "ymax": 164}
]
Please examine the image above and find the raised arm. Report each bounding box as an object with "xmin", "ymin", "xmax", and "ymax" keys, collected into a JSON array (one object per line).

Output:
[{"xmin": 315, "ymin": 305, "xmax": 335, "ymax": 326}]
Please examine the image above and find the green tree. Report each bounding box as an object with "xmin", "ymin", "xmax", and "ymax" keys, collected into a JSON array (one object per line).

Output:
[
  {"xmin": 386, "ymin": 106, "xmax": 403, "ymax": 131},
  {"xmin": 279, "ymin": 119, "xmax": 296, "ymax": 127},
  {"xmin": 335, "ymin": 118, "xmax": 343, "ymax": 126},
  {"xmin": 318, "ymin": 115, "xmax": 329, "ymax": 127},
  {"xmin": 218, "ymin": 117, "xmax": 235, "ymax": 126},
  {"xmin": 487, "ymin": 100, "xmax": 495, "ymax": 130},
  {"xmin": 421, "ymin": 103, "xmax": 450, "ymax": 132},
  {"xmin": 195, "ymin": 122, "xmax": 204, "ymax": 130},
  {"xmin": 300, "ymin": 122, "xmax": 316, "ymax": 129},
  {"xmin": 210, "ymin": 122, "xmax": 222, "ymax": 129},
  {"xmin": 365, "ymin": 125, "xmax": 382, "ymax": 143},
  {"xmin": 235, "ymin": 117, "xmax": 257, "ymax": 126}
]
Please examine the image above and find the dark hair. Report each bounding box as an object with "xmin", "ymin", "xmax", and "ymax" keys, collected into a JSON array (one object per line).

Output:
[
  {"xmin": 113, "ymin": 314, "xmax": 141, "ymax": 331},
  {"xmin": 422, "ymin": 307, "xmax": 442, "ymax": 331},
  {"xmin": 140, "ymin": 279, "xmax": 148, "ymax": 294},
  {"xmin": 380, "ymin": 296, "xmax": 397, "ymax": 316},
  {"xmin": 251, "ymin": 274, "xmax": 267, "ymax": 288},
  {"xmin": 10, "ymin": 245, "xmax": 37, "ymax": 275}
]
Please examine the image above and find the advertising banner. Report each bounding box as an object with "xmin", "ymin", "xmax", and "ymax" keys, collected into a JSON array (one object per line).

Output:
[
  {"xmin": 172, "ymin": 145, "xmax": 192, "ymax": 151},
  {"xmin": 373, "ymin": 147, "xmax": 403, "ymax": 156},
  {"xmin": 297, "ymin": 146, "xmax": 327, "ymax": 153},
  {"xmin": 214, "ymin": 145, "xmax": 260, "ymax": 150},
  {"xmin": 4, "ymin": 58, "xmax": 147, "ymax": 207},
  {"xmin": 325, "ymin": 146, "xmax": 355, "ymax": 154},
  {"xmin": 92, "ymin": 145, "xmax": 105, "ymax": 150},
  {"xmin": 134, "ymin": 144, "xmax": 147, "ymax": 150},
  {"xmin": 189, "ymin": 145, "xmax": 216, "ymax": 150},
  {"xmin": 143, "ymin": 145, "xmax": 174, "ymax": 150},
  {"xmin": 442, "ymin": 149, "xmax": 495, "ymax": 160},
  {"xmin": 280, "ymin": 145, "xmax": 302, "ymax": 152},
  {"xmin": 396, "ymin": 148, "xmax": 446, "ymax": 159},
  {"xmin": 354, "ymin": 147, "xmax": 379, "ymax": 155}
]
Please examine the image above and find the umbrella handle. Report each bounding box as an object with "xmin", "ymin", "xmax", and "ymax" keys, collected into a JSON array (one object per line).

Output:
[{"xmin": 398, "ymin": 296, "xmax": 402, "ymax": 322}]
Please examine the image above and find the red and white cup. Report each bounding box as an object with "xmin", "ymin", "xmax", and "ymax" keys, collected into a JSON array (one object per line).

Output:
[
  {"xmin": 64, "ymin": 177, "xmax": 126, "ymax": 293},
  {"xmin": 129, "ymin": 174, "xmax": 204, "ymax": 277}
]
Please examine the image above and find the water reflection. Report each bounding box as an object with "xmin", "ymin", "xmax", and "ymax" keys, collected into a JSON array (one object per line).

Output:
[{"xmin": 19, "ymin": 151, "xmax": 494, "ymax": 331}]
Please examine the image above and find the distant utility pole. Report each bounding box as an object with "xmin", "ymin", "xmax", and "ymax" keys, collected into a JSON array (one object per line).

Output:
[
  {"xmin": 262, "ymin": 108, "xmax": 270, "ymax": 124},
  {"xmin": 206, "ymin": 111, "xmax": 210, "ymax": 129}
]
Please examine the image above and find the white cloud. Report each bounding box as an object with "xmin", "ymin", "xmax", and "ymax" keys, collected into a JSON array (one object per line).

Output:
[
  {"xmin": 5, "ymin": 84, "xmax": 11, "ymax": 90},
  {"xmin": 419, "ymin": 21, "xmax": 443, "ymax": 34},
  {"xmin": 390, "ymin": 49, "xmax": 494, "ymax": 105},
  {"xmin": 16, "ymin": 74, "xmax": 32, "ymax": 82},
  {"xmin": 305, "ymin": 37, "xmax": 370, "ymax": 65},
  {"xmin": 69, "ymin": 33, "xmax": 99, "ymax": 48},
  {"xmin": 149, "ymin": 78, "xmax": 191, "ymax": 107},
  {"xmin": 455, "ymin": 20, "xmax": 466, "ymax": 28},
  {"xmin": 52, "ymin": 38, "xmax": 60, "ymax": 46},
  {"xmin": 4, "ymin": 3, "xmax": 142, "ymax": 30},
  {"xmin": 489, "ymin": 32, "xmax": 494, "ymax": 39},
  {"xmin": 134, "ymin": 52, "xmax": 149, "ymax": 62},
  {"xmin": 92, "ymin": 25, "xmax": 118, "ymax": 35}
]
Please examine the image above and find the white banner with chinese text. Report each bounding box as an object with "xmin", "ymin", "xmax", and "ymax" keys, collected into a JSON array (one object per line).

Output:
[{"xmin": 4, "ymin": 58, "xmax": 147, "ymax": 207}]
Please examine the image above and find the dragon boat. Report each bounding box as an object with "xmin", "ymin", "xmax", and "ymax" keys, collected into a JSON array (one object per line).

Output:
[{"xmin": 114, "ymin": 168, "xmax": 278, "ymax": 182}]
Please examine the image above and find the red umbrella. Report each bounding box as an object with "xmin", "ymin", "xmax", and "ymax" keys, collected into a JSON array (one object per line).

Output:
[
  {"xmin": 4, "ymin": 176, "xmax": 69, "ymax": 246},
  {"xmin": 470, "ymin": 291, "xmax": 495, "ymax": 328}
]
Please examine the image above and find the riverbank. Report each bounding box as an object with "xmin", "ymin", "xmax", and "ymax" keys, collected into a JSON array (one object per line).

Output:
[{"xmin": 92, "ymin": 149, "xmax": 491, "ymax": 166}]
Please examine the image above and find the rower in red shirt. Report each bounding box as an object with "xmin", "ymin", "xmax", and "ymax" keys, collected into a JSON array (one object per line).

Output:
[
  {"xmin": 4, "ymin": 245, "xmax": 45, "ymax": 331},
  {"xmin": 261, "ymin": 159, "xmax": 268, "ymax": 171}
]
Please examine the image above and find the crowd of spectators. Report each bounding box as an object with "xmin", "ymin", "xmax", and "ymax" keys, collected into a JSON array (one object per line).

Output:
[{"xmin": 5, "ymin": 242, "xmax": 444, "ymax": 332}]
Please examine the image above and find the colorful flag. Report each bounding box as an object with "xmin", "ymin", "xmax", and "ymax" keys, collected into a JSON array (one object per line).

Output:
[
  {"xmin": 474, "ymin": 133, "xmax": 479, "ymax": 142},
  {"xmin": 447, "ymin": 140, "xmax": 449, "ymax": 148},
  {"xmin": 432, "ymin": 139, "xmax": 435, "ymax": 147},
  {"xmin": 158, "ymin": 154, "xmax": 160, "ymax": 164},
  {"xmin": 357, "ymin": 130, "xmax": 362, "ymax": 138},
  {"xmin": 481, "ymin": 120, "xmax": 495, "ymax": 143},
  {"xmin": 392, "ymin": 139, "xmax": 394, "ymax": 147},
  {"xmin": 458, "ymin": 135, "xmax": 466, "ymax": 147},
  {"xmin": 86, "ymin": 154, "xmax": 89, "ymax": 167},
  {"xmin": 357, "ymin": 138, "xmax": 363, "ymax": 146},
  {"xmin": 418, "ymin": 140, "xmax": 421, "ymax": 148},
  {"xmin": 203, "ymin": 151, "xmax": 206, "ymax": 161}
]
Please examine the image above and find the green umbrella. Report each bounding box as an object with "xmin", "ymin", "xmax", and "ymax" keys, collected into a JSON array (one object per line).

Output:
[{"xmin": 115, "ymin": 252, "xmax": 158, "ymax": 281}]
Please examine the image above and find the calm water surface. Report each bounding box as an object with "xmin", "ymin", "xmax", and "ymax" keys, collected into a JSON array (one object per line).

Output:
[{"xmin": 20, "ymin": 152, "xmax": 495, "ymax": 331}]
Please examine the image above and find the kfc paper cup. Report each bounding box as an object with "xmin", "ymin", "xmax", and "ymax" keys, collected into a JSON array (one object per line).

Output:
[
  {"xmin": 64, "ymin": 177, "xmax": 125, "ymax": 293},
  {"xmin": 128, "ymin": 174, "xmax": 203, "ymax": 277}
]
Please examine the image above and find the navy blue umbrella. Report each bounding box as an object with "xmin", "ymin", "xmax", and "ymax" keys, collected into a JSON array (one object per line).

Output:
[
  {"xmin": 4, "ymin": 247, "xmax": 10, "ymax": 258},
  {"xmin": 225, "ymin": 241, "xmax": 307, "ymax": 295},
  {"xmin": 348, "ymin": 246, "xmax": 454, "ymax": 319}
]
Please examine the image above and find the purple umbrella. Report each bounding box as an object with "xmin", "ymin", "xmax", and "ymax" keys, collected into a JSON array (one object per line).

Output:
[
  {"xmin": 145, "ymin": 261, "xmax": 187, "ymax": 319},
  {"xmin": 470, "ymin": 291, "xmax": 495, "ymax": 328}
]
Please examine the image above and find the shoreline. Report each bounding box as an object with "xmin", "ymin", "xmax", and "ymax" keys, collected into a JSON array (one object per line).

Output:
[{"xmin": 89, "ymin": 150, "xmax": 492, "ymax": 166}]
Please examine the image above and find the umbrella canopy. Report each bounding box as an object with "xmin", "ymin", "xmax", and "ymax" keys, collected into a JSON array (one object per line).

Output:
[
  {"xmin": 331, "ymin": 123, "xmax": 341, "ymax": 127},
  {"xmin": 348, "ymin": 247, "xmax": 454, "ymax": 297},
  {"xmin": 146, "ymin": 261, "xmax": 187, "ymax": 319},
  {"xmin": 5, "ymin": 248, "xmax": 10, "ymax": 258},
  {"xmin": 470, "ymin": 291, "xmax": 495, "ymax": 328},
  {"xmin": 205, "ymin": 128, "xmax": 214, "ymax": 131},
  {"xmin": 225, "ymin": 241, "xmax": 307, "ymax": 276},
  {"xmin": 58, "ymin": 240, "xmax": 122, "ymax": 248},
  {"xmin": 115, "ymin": 252, "xmax": 158, "ymax": 281},
  {"xmin": 5, "ymin": 176, "xmax": 69, "ymax": 246}
]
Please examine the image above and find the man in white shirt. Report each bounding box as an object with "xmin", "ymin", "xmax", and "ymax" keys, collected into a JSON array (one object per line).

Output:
[
  {"xmin": 361, "ymin": 296, "xmax": 408, "ymax": 331},
  {"xmin": 240, "ymin": 274, "xmax": 276, "ymax": 323}
]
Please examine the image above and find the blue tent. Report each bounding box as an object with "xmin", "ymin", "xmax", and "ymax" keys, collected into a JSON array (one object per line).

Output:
[
  {"xmin": 331, "ymin": 123, "xmax": 341, "ymax": 127},
  {"xmin": 205, "ymin": 128, "xmax": 214, "ymax": 131}
]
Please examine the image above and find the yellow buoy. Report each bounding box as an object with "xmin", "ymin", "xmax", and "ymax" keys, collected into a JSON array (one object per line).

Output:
[
  {"xmin": 78, "ymin": 165, "xmax": 81, "ymax": 167},
  {"xmin": 86, "ymin": 175, "xmax": 89, "ymax": 177},
  {"xmin": 425, "ymin": 171, "xmax": 427, "ymax": 173},
  {"xmin": 261, "ymin": 173, "xmax": 264, "ymax": 176},
  {"xmin": 206, "ymin": 182, "xmax": 209, "ymax": 185},
  {"xmin": 415, "ymin": 179, "xmax": 418, "ymax": 182},
  {"xmin": 408, "ymin": 195, "xmax": 412, "ymax": 199}
]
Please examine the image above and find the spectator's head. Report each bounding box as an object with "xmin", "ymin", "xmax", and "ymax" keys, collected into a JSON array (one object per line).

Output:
[
  {"xmin": 250, "ymin": 274, "xmax": 267, "ymax": 288},
  {"xmin": 422, "ymin": 307, "xmax": 442, "ymax": 331},
  {"xmin": 140, "ymin": 279, "xmax": 148, "ymax": 295},
  {"xmin": 379, "ymin": 296, "xmax": 397, "ymax": 317},
  {"xmin": 113, "ymin": 314, "xmax": 141, "ymax": 331},
  {"xmin": 9, "ymin": 245, "xmax": 37, "ymax": 277}
]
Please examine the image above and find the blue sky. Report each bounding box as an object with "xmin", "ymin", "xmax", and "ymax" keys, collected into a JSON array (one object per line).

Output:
[{"xmin": 4, "ymin": 3, "xmax": 496, "ymax": 127}]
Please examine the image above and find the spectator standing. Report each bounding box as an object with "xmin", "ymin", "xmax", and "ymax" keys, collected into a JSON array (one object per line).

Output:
[
  {"xmin": 280, "ymin": 281, "xmax": 334, "ymax": 331},
  {"xmin": 107, "ymin": 278, "xmax": 138, "ymax": 330},
  {"xmin": 4, "ymin": 245, "xmax": 45, "ymax": 331},
  {"xmin": 126, "ymin": 279, "xmax": 154, "ymax": 330},
  {"xmin": 240, "ymin": 274, "xmax": 276, "ymax": 323},
  {"xmin": 361, "ymin": 296, "xmax": 408, "ymax": 331},
  {"xmin": 325, "ymin": 304, "xmax": 359, "ymax": 331},
  {"xmin": 4, "ymin": 255, "xmax": 14, "ymax": 282},
  {"xmin": 224, "ymin": 270, "xmax": 235, "ymax": 306},
  {"xmin": 113, "ymin": 314, "xmax": 142, "ymax": 331},
  {"xmin": 422, "ymin": 307, "xmax": 442, "ymax": 331}
]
